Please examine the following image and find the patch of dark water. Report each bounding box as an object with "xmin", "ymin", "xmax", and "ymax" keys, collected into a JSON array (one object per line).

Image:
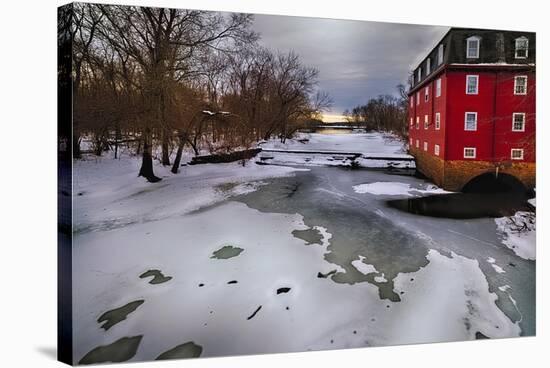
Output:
[
  {"xmin": 387, "ymin": 192, "xmax": 533, "ymax": 219},
  {"xmin": 156, "ymin": 342, "xmax": 203, "ymax": 360},
  {"xmin": 211, "ymin": 245, "xmax": 244, "ymax": 259},
  {"xmin": 97, "ymin": 300, "xmax": 144, "ymax": 330},
  {"xmin": 139, "ymin": 269, "xmax": 172, "ymax": 284},
  {"xmin": 292, "ymin": 228, "xmax": 323, "ymax": 245},
  {"xmin": 79, "ymin": 335, "xmax": 143, "ymax": 365}
]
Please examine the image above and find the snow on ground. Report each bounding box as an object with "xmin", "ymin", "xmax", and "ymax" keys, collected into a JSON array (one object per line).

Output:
[
  {"xmin": 74, "ymin": 200, "xmax": 520, "ymax": 363},
  {"xmin": 73, "ymin": 153, "xmax": 307, "ymax": 234},
  {"xmin": 258, "ymin": 132, "xmax": 414, "ymax": 169},
  {"xmin": 495, "ymin": 211, "xmax": 536, "ymax": 260},
  {"xmin": 352, "ymin": 181, "xmax": 450, "ymax": 197}
]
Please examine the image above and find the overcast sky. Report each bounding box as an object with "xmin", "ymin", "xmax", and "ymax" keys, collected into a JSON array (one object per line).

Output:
[{"xmin": 252, "ymin": 15, "xmax": 449, "ymax": 121}]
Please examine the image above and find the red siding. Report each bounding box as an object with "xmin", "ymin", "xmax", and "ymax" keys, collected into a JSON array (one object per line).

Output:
[
  {"xmin": 408, "ymin": 67, "xmax": 535, "ymax": 165},
  {"xmin": 494, "ymin": 71, "xmax": 536, "ymax": 162},
  {"xmin": 409, "ymin": 72, "xmax": 447, "ymax": 159}
]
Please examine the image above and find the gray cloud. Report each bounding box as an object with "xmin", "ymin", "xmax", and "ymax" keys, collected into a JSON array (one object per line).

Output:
[{"xmin": 252, "ymin": 14, "xmax": 448, "ymax": 115}]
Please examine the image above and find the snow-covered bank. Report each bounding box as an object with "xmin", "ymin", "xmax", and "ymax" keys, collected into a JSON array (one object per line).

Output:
[
  {"xmin": 73, "ymin": 155, "xmax": 306, "ymax": 233},
  {"xmin": 495, "ymin": 211, "xmax": 536, "ymax": 260}
]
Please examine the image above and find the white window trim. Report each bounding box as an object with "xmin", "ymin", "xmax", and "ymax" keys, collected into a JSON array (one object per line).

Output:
[
  {"xmin": 512, "ymin": 112, "xmax": 526, "ymax": 132},
  {"xmin": 416, "ymin": 116, "xmax": 419, "ymax": 129},
  {"xmin": 511, "ymin": 148, "xmax": 524, "ymax": 160},
  {"xmin": 424, "ymin": 86, "xmax": 429, "ymax": 102},
  {"xmin": 514, "ymin": 76, "xmax": 528, "ymax": 95},
  {"xmin": 423, "ymin": 141, "xmax": 428, "ymax": 151},
  {"xmin": 435, "ymin": 112, "xmax": 441, "ymax": 130},
  {"xmin": 410, "ymin": 96, "xmax": 414, "ymax": 107},
  {"xmin": 466, "ymin": 36, "xmax": 480, "ymax": 59},
  {"xmin": 417, "ymin": 68, "xmax": 421, "ymax": 82},
  {"xmin": 515, "ymin": 37, "xmax": 529, "ymax": 59},
  {"xmin": 436, "ymin": 78, "xmax": 442, "ymax": 97},
  {"xmin": 434, "ymin": 144, "xmax": 440, "ymax": 156},
  {"xmin": 416, "ymin": 139, "xmax": 419, "ymax": 148},
  {"xmin": 464, "ymin": 147, "xmax": 476, "ymax": 159},
  {"xmin": 437, "ymin": 44, "xmax": 444, "ymax": 65},
  {"xmin": 464, "ymin": 112, "xmax": 478, "ymax": 131},
  {"xmin": 426, "ymin": 58, "xmax": 431, "ymax": 74},
  {"xmin": 416, "ymin": 92, "xmax": 420, "ymax": 105},
  {"xmin": 424, "ymin": 115, "xmax": 429, "ymax": 129},
  {"xmin": 410, "ymin": 117, "xmax": 413, "ymax": 126},
  {"xmin": 466, "ymin": 75, "xmax": 479, "ymax": 95}
]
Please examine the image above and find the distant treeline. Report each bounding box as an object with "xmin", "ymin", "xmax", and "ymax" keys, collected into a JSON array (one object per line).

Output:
[
  {"xmin": 59, "ymin": 4, "xmax": 331, "ymax": 182},
  {"xmin": 342, "ymin": 85, "xmax": 409, "ymax": 140}
]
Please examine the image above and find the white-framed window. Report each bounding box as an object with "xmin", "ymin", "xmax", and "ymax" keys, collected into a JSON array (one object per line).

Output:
[
  {"xmin": 436, "ymin": 78, "xmax": 442, "ymax": 97},
  {"xmin": 512, "ymin": 113, "xmax": 526, "ymax": 132},
  {"xmin": 514, "ymin": 76, "xmax": 527, "ymax": 95},
  {"xmin": 410, "ymin": 96, "xmax": 414, "ymax": 107},
  {"xmin": 410, "ymin": 117, "xmax": 413, "ymax": 126},
  {"xmin": 416, "ymin": 139, "xmax": 419, "ymax": 148},
  {"xmin": 466, "ymin": 75, "xmax": 479, "ymax": 94},
  {"xmin": 465, "ymin": 112, "xmax": 477, "ymax": 131},
  {"xmin": 416, "ymin": 92, "xmax": 420, "ymax": 105},
  {"xmin": 511, "ymin": 148, "xmax": 524, "ymax": 160},
  {"xmin": 437, "ymin": 44, "xmax": 444, "ymax": 65},
  {"xmin": 434, "ymin": 144, "xmax": 440, "ymax": 156},
  {"xmin": 466, "ymin": 36, "xmax": 480, "ymax": 58},
  {"xmin": 417, "ymin": 67, "xmax": 422, "ymax": 81},
  {"xmin": 426, "ymin": 58, "xmax": 431, "ymax": 74},
  {"xmin": 409, "ymin": 138, "xmax": 413, "ymax": 146},
  {"xmin": 464, "ymin": 147, "xmax": 476, "ymax": 159},
  {"xmin": 416, "ymin": 116, "xmax": 419, "ymax": 129},
  {"xmin": 515, "ymin": 37, "xmax": 529, "ymax": 59},
  {"xmin": 424, "ymin": 86, "xmax": 429, "ymax": 102},
  {"xmin": 423, "ymin": 141, "xmax": 428, "ymax": 151},
  {"xmin": 424, "ymin": 115, "xmax": 429, "ymax": 129},
  {"xmin": 435, "ymin": 112, "xmax": 441, "ymax": 130}
]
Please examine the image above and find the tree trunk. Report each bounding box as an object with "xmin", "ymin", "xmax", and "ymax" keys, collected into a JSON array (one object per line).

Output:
[
  {"xmin": 114, "ymin": 124, "xmax": 121, "ymax": 159},
  {"xmin": 161, "ymin": 130, "xmax": 170, "ymax": 166},
  {"xmin": 139, "ymin": 131, "xmax": 161, "ymax": 183},
  {"xmin": 171, "ymin": 138, "xmax": 185, "ymax": 174},
  {"xmin": 73, "ymin": 134, "xmax": 81, "ymax": 159}
]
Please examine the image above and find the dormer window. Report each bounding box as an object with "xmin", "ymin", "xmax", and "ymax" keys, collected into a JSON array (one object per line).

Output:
[
  {"xmin": 417, "ymin": 67, "xmax": 422, "ymax": 81},
  {"xmin": 437, "ymin": 44, "xmax": 444, "ymax": 65},
  {"xmin": 515, "ymin": 37, "xmax": 529, "ymax": 58},
  {"xmin": 466, "ymin": 36, "xmax": 480, "ymax": 58},
  {"xmin": 426, "ymin": 58, "xmax": 431, "ymax": 74}
]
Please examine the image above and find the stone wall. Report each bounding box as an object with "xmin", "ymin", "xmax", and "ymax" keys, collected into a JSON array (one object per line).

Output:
[
  {"xmin": 410, "ymin": 147, "xmax": 445, "ymax": 187},
  {"xmin": 410, "ymin": 148, "xmax": 535, "ymax": 191}
]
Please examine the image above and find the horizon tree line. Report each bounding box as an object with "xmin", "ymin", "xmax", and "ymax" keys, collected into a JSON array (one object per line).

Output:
[{"xmin": 342, "ymin": 84, "xmax": 409, "ymax": 140}]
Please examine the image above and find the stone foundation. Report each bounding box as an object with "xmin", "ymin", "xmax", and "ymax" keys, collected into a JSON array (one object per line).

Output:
[
  {"xmin": 409, "ymin": 147, "xmax": 445, "ymax": 187},
  {"xmin": 410, "ymin": 148, "xmax": 536, "ymax": 191}
]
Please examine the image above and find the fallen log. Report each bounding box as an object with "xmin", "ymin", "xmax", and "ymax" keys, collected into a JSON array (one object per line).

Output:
[{"xmin": 189, "ymin": 148, "xmax": 262, "ymax": 165}]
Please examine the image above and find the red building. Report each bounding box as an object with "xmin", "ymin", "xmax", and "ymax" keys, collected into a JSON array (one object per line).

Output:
[{"xmin": 408, "ymin": 28, "xmax": 535, "ymax": 191}]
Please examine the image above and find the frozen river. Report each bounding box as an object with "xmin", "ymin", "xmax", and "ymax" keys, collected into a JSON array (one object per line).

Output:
[
  {"xmin": 235, "ymin": 167, "xmax": 535, "ymax": 335},
  {"xmin": 72, "ymin": 131, "xmax": 535, "ymax": 364}
]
